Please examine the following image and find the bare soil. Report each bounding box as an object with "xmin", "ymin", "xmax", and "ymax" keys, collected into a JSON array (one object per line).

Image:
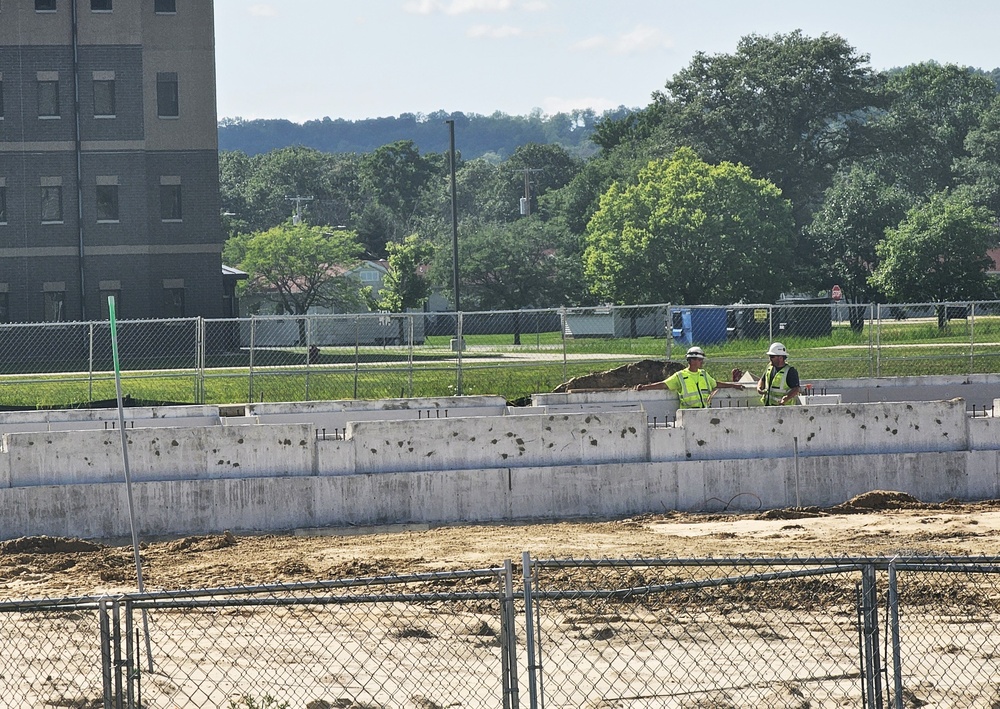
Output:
[{"xmin": 2, "ymin": 491, "xmax": 1000, "ymax": 598}]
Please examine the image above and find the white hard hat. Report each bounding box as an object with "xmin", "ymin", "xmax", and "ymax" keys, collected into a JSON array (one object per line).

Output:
[
  {"xmin": 766, "ymin": 342, "xmax": 789, "ymax": 357},
  {"xmin": 685, "ymin": 346, "xmax": 706, "ymax": 359}
]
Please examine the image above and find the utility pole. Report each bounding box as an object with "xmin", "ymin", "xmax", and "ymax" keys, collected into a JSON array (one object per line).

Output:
[
  {"xmin": 446, "ymin": 119, "xmax": 460, "ymax": 312},
  {"xmin": 285, "ymin": 195, "xmax": 314, "ymax": 225},
  {"xmin": 513, "ymin": 168, "xmax": 543, "ymax": 216}
]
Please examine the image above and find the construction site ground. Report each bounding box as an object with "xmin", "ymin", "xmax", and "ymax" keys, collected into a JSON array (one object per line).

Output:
[{"xmin": 2, "ymin": 491, "xmax": 999, "ymax": 598}]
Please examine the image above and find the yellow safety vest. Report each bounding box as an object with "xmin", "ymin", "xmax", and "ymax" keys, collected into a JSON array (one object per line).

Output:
[
  {"xmin": 761, "ymin": 364, "xmax": 797, "ymax": 406},
  {"xmin": 669, "ymin": 369, "xmax": 714, "ymax": 409}
]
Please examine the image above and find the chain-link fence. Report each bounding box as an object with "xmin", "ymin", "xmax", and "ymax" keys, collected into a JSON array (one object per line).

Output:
[
  {"xmin": 2, "ymin": 556, "xmax": 999, "ymax": 708},
  {"xmin": 2, "ymin": 301, "xmax": 1000, "ymax": 407}
]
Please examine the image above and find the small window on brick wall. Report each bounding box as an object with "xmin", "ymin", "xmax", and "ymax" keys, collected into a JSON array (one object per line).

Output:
[
  {"xmin": 154, "ymin": 0, "xmax": 175, "ymax": 13},
  {"xmin": 41, "ymin": 185, "xmax": 62, "ymax": 223},
  {"xmin": 35, "ymin": 0, "xmax": 57, "ymax": 12},
  {"xmin": 37, "ymin": 79, "xmax": 59, "ymax": 118},
  {"xmin": 94, "ymin": 79, "xmax": 115, "ymax": 116},
  {"xmin": 160, "ymin": 183, "xmax": 182, "ymax": 221},
  {"xmin": 156, "ymin": 72, "xmax": 178, "ymax": 118},
  {"xmin": 96, "ymin": 184, "xmax": 119, "ymax": 222},
  {"xmin": 91, "ymin": 0, "xmax": 111, "ymax": 11}
]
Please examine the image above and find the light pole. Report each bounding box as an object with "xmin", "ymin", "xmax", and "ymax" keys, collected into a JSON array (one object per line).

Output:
[{"xmin": 446, "ymin": 119, "xmax": 460, "ymax": 312}]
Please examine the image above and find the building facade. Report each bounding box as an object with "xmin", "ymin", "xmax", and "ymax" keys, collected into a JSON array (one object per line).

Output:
[{"xmin": 0, "ymin": 0, "xmax": 224, "ymax": 322}]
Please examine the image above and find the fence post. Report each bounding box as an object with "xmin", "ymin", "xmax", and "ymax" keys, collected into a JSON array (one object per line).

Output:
[
  {"xmin": 99, "ymin": 600, "xmax": 113, "ymax": 709},
  {"xmin": 970, "ymin": 302, "xmax": 976, "ymax": 375},
  {"xmin": 408, "ymin": 314, "xmax": 415, "ymax": 398},
  {"xmin": 876, "ymin": 304, "xmax": 883, "ymax": 378},
  {"xmin": 248, "ymin": 316, "xmax": 256, "ymax": 403},
  {"xmin": 354, "ymin": 315, "xmax": 360, "ymax": 399},
  {"xmin": 500, "ymin": 559, "xmax": 519, "ymax": 709},
  {"xmin": 861, "ymin": 563, "xmax": 885, "ymax": 708},
  {"xmin": 559, "ymin": 307, "xmax": 568, "ymax": 385},
  {"xmin": 887, "ymin": 559, "xmax": 904, "ymax": 709},
  {"xmin": 305, "ymin": 315, "xmax": 312, "ymax": 402},
  {"xmin": 89, "ymin": 321, "xmax": 95, "ymax": 403},
  {"xmin": 521, "ymin": 551, "xmax": 540, "ymax": 709},
  {"xmin": 196, "ymin": 317, "xmax": 206, "ymax": 405},
  {"xmin": 456, "ymin": 311, "xmax": 464, "ymax": 396}
]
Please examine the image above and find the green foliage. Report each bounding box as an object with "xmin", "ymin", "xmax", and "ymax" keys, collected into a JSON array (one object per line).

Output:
[
  {"xmin": 869, "ymin": 191, "xmax": 997, "ymax": 307},
  {"xmin": 871, "ymin": 62, "xmax": 997, "ymax": 196},
  {"xmin": 378, "ymin": 235, "xmax": 435, "ymax": 312},
  {"xmin": 223, "ymin": 222, "xmax": 368, "ymax": 315},
  {"xmin": 807, "ymin": 165, "xmax": 912, "ymax": 307},
  {"xmin": 441, "ymin": 218, "xmax": 581, "ymax": 312},
  {"xmin": 583, "ymin": 147, "xmax": 795, "ymax": 305},
  {"xmin": 654, "ymin": 31, "xmax": 885, "ymax": 231}
]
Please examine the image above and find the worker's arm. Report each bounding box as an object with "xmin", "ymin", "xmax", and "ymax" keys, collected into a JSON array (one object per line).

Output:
[
  {"xmin": 715, "ymin": 381, "xmax": 747, "ymax": 390},
  {"xmin": 634, "ymin": 381, "xmax": 666, "ymax": 391},
  {"xmin": 780, "ymin": 386, "xmax": 800, "ymax": 405}
]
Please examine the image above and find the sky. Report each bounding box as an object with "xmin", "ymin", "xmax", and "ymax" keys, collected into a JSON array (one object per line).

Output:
[{"xmin": 214, "ymin": 0, "xmax": 1000, "ymax": 123}]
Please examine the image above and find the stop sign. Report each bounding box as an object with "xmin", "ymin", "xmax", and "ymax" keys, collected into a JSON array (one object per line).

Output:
[{"xmin": 831, "ymin": 285, "xmax": 843, "ymax": 301}]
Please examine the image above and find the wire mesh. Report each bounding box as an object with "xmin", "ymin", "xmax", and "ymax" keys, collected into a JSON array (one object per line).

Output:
[
  {"xmin": 1, "ymin": 300, "xmax": 1000, "ymax": 406},
  {"xmin": 125, "ymin": 571, "xmax": 512, "ymax": 709}
]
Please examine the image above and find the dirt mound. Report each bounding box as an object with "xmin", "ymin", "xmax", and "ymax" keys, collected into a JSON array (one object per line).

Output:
[
  {"xmin": 833, "ymin": 490, "xmax": 923, "ymax": 512},
  {"xmin": 553, "ymin": 359, "xmax": 684, "ymax": 393},
  {"xmin": 165, "ymin": 531, "xmax": 237, "ymax": 553},
  {"xmin": 0, "ymin": 536, "xmax": 103, "ymax": 555},
  {"xmin": 756, "ymin": 507, "xmax": 827, "ymax": 521}
]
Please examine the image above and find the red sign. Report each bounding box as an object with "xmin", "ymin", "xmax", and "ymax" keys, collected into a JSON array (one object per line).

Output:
[{"xmin": 831, "ymin": 285, "xmax": 843, "ymax": 301}]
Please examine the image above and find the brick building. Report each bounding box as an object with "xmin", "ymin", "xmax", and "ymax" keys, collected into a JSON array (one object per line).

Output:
[{"xmin": 0, "ymin": 0, "xmax": 224, "ymax": 322}]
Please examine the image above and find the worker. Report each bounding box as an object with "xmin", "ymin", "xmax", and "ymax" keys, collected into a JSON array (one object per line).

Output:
[
  {"xmin": 635, "ymin": 346, "xmax": 746, "ymax": 409},
  {"xmin": 757, "ymin": 342, "xmax": 801, "ymax": 406}
]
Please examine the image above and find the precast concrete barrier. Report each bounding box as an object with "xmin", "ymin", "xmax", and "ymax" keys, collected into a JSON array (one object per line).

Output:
[{"xmin": 0, "ymin": 391, "xmax": 996, "ymax": 540}]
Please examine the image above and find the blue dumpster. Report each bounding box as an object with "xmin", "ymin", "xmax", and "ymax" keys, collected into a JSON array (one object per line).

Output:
[{"xmin": 670, "ymin": 307, "xmax": 728, "ymax": 345}]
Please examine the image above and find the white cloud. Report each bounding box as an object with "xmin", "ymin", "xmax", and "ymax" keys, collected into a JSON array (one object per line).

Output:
[
  {"xmin": 466, "ymin": 24, "xmax": 525, "ymax": 39},
  {"xmin": 573, "ymin": 35, "xmax": 609, "ymax": 51},
  {"xmin": 573, "ymin": 25, "xmax": 673, "ymax": 55},
  {"xmin": 247, "ymin": 4, "xmax": 277, "ymax": 17},
  {"xmin": 403, "ymin": 0, "xmax": 514, "ymax": 14},
  {"xmin": 613, "ymin": 25, "xmax": 673, "ymax": 54}
]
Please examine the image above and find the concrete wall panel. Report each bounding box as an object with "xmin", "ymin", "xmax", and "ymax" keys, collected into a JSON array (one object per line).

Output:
[
  {"xmin": 3, "ymin": 423, "xmax": 314, "ymax": 486},
  {"xmin": 349, "ymin": 412, "xmax": 648, "ymax": 474}
]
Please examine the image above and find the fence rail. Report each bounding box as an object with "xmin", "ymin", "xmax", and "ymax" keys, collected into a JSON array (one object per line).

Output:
[
  {"xmin": 1, "ymin": 556, "xmax": 998, "ymax": 708},
  {"xmin": 2, "ymin": 300, "xmax": 1000, "ymax": 406}
]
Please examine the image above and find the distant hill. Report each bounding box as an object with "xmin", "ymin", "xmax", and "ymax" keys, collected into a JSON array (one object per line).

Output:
[{"xmin": 217, "ymin": 108, "xmax": 636, "ymax": 159}]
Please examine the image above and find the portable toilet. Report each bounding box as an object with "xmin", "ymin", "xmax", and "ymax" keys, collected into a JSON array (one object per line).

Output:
[{"xmin": 670, "ymin": 307, "xmax": 728, "ymax": 345}]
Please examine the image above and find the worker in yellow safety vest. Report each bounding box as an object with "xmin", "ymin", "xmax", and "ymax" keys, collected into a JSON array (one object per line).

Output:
[
  {"xmin": 757, "ymin": 342, "xmax": 801, "ymax": 406},
  {"xmin": 635, "ymin": 347, "xmax": 747, "ymax": 409}
]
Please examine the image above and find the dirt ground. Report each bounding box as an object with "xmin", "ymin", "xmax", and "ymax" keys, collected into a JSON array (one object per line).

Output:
[{"xmin": 2, "ymin": 490, "xmax": 1000, "ymax": 599}]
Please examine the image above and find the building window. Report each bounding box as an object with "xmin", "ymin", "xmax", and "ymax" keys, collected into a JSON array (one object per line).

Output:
[
  {"xmin": 0, "ymin": 294, "xmax": 8, "ymax": 324},
  {"xmin": 35, "ymin": 0, "xmax": 56, "ymax": 11},
  {"xmin": 91, "ymin": 0, "xmax": 111, "ymax": 10},
  {"xmin": 0, "ymin": 186, "xmax": 6, "ymax": 224},
  {"xmin": 0, "ymin": 76, "xmax": 4, "ymax": 119},
  {"xmin": 37, "ymin": 80, "xmax": 59, "ymax": 118},
  {"xmin": 93, "ymin": 79, "xmax": 115, "ymax": 116},
  {"xmin": 41, "ymin": 186, "xmax": 62, "ymax": 222},
  {"xmin": 160, "ymin": 184, "xmax": 182, "ymax": 221},
  {"xmin": 43, "ymin": 291, "xmax": 65, "ymax": 322},
  {"xmin": 154, "ymin": 0, "xmax": 176, "ymax": 13},
  {"xmin": 96, "ymin": 184, "xmax": 119, "ymax": 222},
  {"xmin": 163, "ymin": 288, "xmax": 184, "ymax": 317},
  {"xmin": 156, "ymin": 72, "xmax": 178, "ymax": 118}
]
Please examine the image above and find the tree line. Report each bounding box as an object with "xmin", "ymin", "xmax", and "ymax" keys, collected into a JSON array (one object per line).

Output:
[{"xmin": 221, "ymin": 31, "xmax": 1000, "ymax": 329}]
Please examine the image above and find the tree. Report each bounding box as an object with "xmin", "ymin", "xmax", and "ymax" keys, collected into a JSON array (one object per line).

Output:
[
  {"xmin": 223, "ymin": 222, "xmax": 368, "ymax": 324},
  {"xmin": 806, "ymin": 166, "xmax": 912, "ymax": 330},
  {"xmin": 870, "ymin": 63, "xmax": 997, "ymax": 196},
  {"xmin": 583, "ymin": 148, "xmax": 795, "ymax": 306},
  {"xmin": 654, "ymin": 31, "xmax": 885, "ymax": 235},
  {"xmin": 378, "ymin": 235, "xmax": 435, "ymax": 312},
  {"xmin": 869, "ymin": 191, "xmax": 997, "ymax": 326}
]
